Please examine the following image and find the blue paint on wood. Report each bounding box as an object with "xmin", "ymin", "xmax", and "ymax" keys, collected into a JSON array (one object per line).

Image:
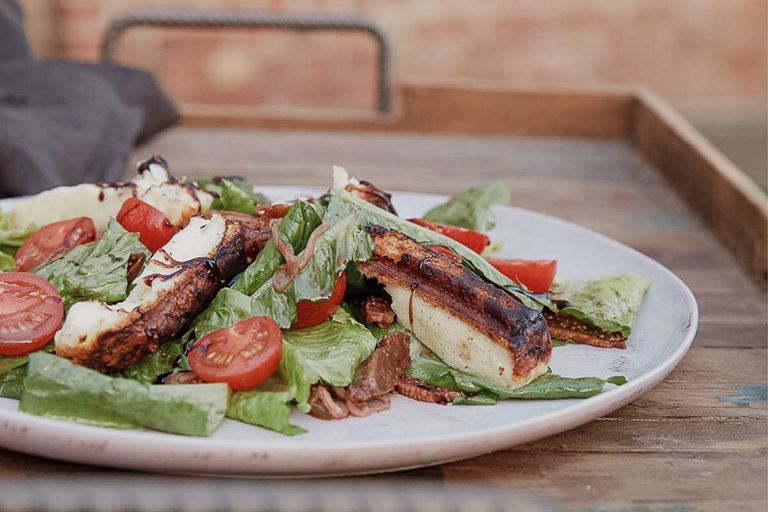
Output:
[
  {"xmin": 718, "ymin": 384, "xmax": 768, "ymax": 405},
  {"xmin": 648, "ymin": 211, "xmax": 693, "ymax": 231}
]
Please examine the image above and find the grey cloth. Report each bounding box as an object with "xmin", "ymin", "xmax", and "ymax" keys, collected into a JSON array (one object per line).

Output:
[{"xmin": 0, "ymin": 1, "xmax": 179, "ymax": 197}]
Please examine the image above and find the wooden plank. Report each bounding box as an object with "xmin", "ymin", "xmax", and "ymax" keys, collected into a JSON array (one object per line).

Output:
[
  {"xmin": 632, "ymin": 89, "xmax": 768, "ymax": 287},
  {"xmin": 498, "ymin": 417, "xmax": 766, "ymax": 454},
  {"xmin": 603, "ymin": 347, "xmax": 767, "ymax": 419},
  {"xmin": 180, "ymin": 82, "xmax": 634, "ymax": 139},
  {"xmin": 662, "ymin": 348, "xmax": 766, "ymax": 383},
  {"xmin": 613, "ymin": 381, "xmax": 768, "ymax": 419},
  {"xmin": 442, "ymin": 449, "xmax": 767, "ymax": 511}
]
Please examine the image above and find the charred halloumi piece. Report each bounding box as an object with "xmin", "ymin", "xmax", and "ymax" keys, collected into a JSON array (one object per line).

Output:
[
  {"xmin": 13, "ymin": 156, "xmax": 213, "ymax": 233},
  {"xmin": 358, "ymin": 225, "xmax": 551, "ymax": 389},
  {"xmin": 55, "ymin": 212, "xmax": 246, "ymax": 374}
]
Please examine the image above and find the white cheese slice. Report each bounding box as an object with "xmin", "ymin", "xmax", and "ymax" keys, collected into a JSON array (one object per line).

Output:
[
  {"xmin": 55, "ymin": 213, "xmax": 227, "ymax": 352},
  {"xmin": 12, "ymin": 161, "xmax": 213, "ymax": 233},
  {"xmin": 386, "ymin": 284, "xmax": 548, "ymax": 389}
]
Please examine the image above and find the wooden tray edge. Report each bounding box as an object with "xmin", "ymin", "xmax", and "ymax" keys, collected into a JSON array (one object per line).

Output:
[
  {"xmin": 179, "ymin": 82, "xmax": 634, "ymax": 139},
  {"xmin": 177, "ymin": 81, "xmax": 766, "ymax": 286},
  {"xmin": 631, "ymin": 88, "xmax": 767, "ymax": 288}
]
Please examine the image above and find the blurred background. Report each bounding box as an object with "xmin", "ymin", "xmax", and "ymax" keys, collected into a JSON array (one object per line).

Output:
[{"xmin": 18, "ymin": 0, "xmax": 767, "ymax": 187}]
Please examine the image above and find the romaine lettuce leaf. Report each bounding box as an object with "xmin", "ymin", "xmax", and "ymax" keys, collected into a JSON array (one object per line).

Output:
[
  {"xmin": 0, "ymin": 209, "xmax": 38, "ymax": 269},
  {"xmin": 0, "ymin": 365, "xmax": 27, "ymax": 399},
  {"xmin": 407, "ymin": 338, "xmax": 625, "ymax": 404},
  {"xmin": 0, "ymin": 343, "xmax": 54, "ymax": 398},
  {"xmin": 222, "ymin": 307, "xmax": 376, "ymax": 429},
  {"xmin": 231, "ymin": 200, "xmax": 322, "ymax": 295},
  {"xmin": 0, "ymin": 354, "xmax": 28, "ymax": 379},
  {"xmin": 192, "ymin": 212, "xmax": 373, "ymax": 337},
  {"xmin": 20, "ymin": 352, "xmax": 229, "ymax": 436},
  {"xmin": 119, "ymin": 339, "xmax": 185, "ymax": 384},
  {"xmin": 32, "ymin": 218, "xmax": 150, "ymax": 310},
  {"xmin": 227, "ymin": 383, "xmax": 305, "ymax": 436},
  {"xmin": 550, "ymin": 273, "xmax": 651, "ymax": 336},
  {"xmin": 422, "ymin": 181, "xmax": 510, "ymax": 232},
  {"xmin": 282, "ymin": 307, "xmax": 377, "ymax": 411},
  {"xmin": 193, "ymin": 177, "xmax": 269, "ymax": 214},
  {"xmin": 326, "ymin": 167, "xmax": 547, "ymax": 311},
  {"xmin": 0, "ymin": 251, "xmax": 13, "ymax": 271}
]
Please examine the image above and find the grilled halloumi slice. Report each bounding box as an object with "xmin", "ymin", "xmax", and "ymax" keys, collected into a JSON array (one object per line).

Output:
[
  {"xmin": 13, "ymin": 156, "xmax": 213, "ymax": 233},
  {"xmin": 358, "ymin": 225, "xmax": 551, "ymax": 389},
  {"xmin": 55, "ymin": 212, "xmax": 246, "ymax": 374}
]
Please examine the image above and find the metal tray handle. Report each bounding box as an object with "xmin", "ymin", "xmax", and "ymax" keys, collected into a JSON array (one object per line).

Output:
[{"xmin": 101, "ymin": 10, "xmax": 393, "ymax": 114}]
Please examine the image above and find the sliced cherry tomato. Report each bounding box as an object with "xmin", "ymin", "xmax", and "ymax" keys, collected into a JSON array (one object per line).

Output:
[
  {"xmin": 427, "ymin": 245, "xmax": 461, "ymax": 262},
  {"xmin": 188, "ymin": 316, "xmax": 282, "ymax": 391},
  {"xmin": 292, "ymin": 272, "xmax": 346, "ymax": 329},
  {"xmin": 0, "ymin": 272, "xmax": 64, "ymax": 356},
  {"xmin": 15, "ymin": 217, "xmax": 96, "ymax": 272},
  {"xmin": 409, "ymin": 219, "xmax": 490, "ymax": 253},
  {"xmin": 117, "ymin": 198, "xmax": 178, "ymax": 253},
  {"xmin": 487, "ymin": 258, "xmax": 557, "ymax": 293}
]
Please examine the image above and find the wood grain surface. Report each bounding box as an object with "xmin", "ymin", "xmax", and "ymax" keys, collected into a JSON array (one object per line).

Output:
[{"xmin": 1, "ymin": 125, "xmax": 765, "ymax": 512}]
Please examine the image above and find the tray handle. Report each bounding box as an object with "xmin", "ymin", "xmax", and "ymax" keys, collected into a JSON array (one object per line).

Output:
[{"xmin": 100, "ymin": 10, "xmax": 393, "ymax": 114}]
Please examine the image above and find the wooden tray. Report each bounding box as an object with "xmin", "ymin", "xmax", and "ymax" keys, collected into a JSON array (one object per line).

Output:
[{"xmin": 177, "ymin": 81, "xmax": 767, "ymax": 288}]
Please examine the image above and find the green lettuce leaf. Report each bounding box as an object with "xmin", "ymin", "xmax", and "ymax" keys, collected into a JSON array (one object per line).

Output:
[
  {"xmin": 282, "ymin": 307, "xmax": 377, "ymax": 411},
  {"xmin": 0, "ymin": 251, "xmax": 14, "ymax": 271},
  {"xmin": 406, "ymin": 338, "xmax": 625, "ymax": 404},
  {"xmin": 422, "ymin": 181, "xmax": 510, "ymax": 232},
  {"xmin": 226, "ymin": 381, "xmax": 306, "ymax": 436},
  {"xmin": 192, "ymin": 211, "xmax": 373, "ymax": 337},
  {"xmin": 326, "ymin": 168, "xmax": 547, "ymax": 311},
  {"xmin": 119, "ymin": 339, "xmax": 185, "ymax": 384},
  {"xmin": 20, "ymin": 352, "xmax": 229, "ymax": 436},
  {"xmin": 149, "ymin": 201, "xmax": 324, "ymax": 372},
  {"xmin": 32, "ymin": 218, "xmax": 151, "ymax": 310},
  {"xmin": 231, "ymin": 200, "xmax": 322, "ymax": 295},
  {"xmin": 0, "ymin": 365, "xmax": 27, "ymax": 398},
  {"xmin": 551, "ymin": 273, "xmax": 651, "ymax": 336},
  {"xmin": 0, "ymin": 354, "xmax": 29, "ymax": 379},
  {"xmin": 193, "ymin": 177, "xmax": 269, "ymax": 214},
  {"xmin": 0, "ymin": 209, "xmax": 38, "ymax": 269},
  {"xmin": 0, "ymin": 343, "xmax": 55, "ymax": 398}
]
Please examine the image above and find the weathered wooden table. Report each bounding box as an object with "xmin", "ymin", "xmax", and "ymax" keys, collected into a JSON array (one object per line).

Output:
[{"xmin": 1, "ymin": 85, "xmax": 765, "ymax": 512}]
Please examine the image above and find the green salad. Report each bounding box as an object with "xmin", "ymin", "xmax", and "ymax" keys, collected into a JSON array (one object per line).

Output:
[{"xmin": 0, "ymin": 163, "xmax": 650, "ymax": 437}]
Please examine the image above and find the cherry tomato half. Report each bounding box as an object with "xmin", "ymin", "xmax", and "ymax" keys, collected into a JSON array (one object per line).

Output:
[
  {"xmin": 487, "ymin": 258, "xmax": 557, "ymax": 293},
  {"xmin": 292, "ymin": 272, "xmax": 346, "ymax": 329},
  {"xmin": 188, "ymin": 316, "xmax": 283, "ymax": 391},
  {"xmin": 117, "ymin": 198, "xmax": 178, "ymax": 253},
  {"xmin": 409, "ymin": 219, "xmax": 490, "ymax": 254},
  {"xmin": 0, "ymin": 272, "xmax": 64, "ymax": 356},
  {"xmin": 15, "ymin": 217, "xmax": 96, "ymax": 272}
]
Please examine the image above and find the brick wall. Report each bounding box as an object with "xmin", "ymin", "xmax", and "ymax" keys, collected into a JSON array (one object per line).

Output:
[{"xmin": 19, "ymin": 0, "xmax": 768, "ymax": 118}]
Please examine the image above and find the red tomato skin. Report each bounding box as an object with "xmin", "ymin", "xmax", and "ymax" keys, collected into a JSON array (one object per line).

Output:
[
  {"xmin": 15, "ymin": 217, "xmax": 96, "ymax": 272},
  {"xmin": 116, "ymin": 198, "xmax": 178, "ymax": 253},
  {"xmin": 487, "ymin": 259, "xmax": 557, "ymax": 293},
  {"xmin": 0, "ymin": 272, "xmax": 64, "ymax": 356},
  {"xmin": 409, "ymin": 219, "xmax": 490, "ymax": 253},
  {"xmin": 427, "ymin": 245, "xmax": 462, "ymax": 262},
  {"xmin": 292, "ymin": 272, "xmax": 347, "ymax": 329},
  {"xmin": 188, "ymin": 316, "xmax": 283, "ymax": 391}
]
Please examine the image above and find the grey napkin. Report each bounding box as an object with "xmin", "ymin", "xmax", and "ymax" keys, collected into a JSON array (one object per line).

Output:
[{"xmin": 0, "ymin": 1, "xmax": 179, "ymax": 197}]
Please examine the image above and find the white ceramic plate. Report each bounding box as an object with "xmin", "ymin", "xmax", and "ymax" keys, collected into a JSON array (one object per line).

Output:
[{"xmin": 0, "ymin": 187, "xmax": 698, "ymax": 476}]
